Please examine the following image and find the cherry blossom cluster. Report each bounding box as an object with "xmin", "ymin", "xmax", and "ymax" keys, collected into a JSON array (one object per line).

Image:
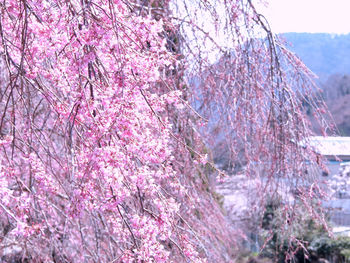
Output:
[{"xmin": 0, "ymin": 0, "xmax": 208, "ymax": 261}]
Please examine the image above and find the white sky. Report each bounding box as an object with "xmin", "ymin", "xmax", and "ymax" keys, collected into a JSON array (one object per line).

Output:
[{"xmin": 259, "ymin": 0, "xmax": 350, "ymax": 34}]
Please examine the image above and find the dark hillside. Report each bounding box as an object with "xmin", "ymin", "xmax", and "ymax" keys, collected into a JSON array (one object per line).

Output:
[
  {"xmin": 281, "ymin": 33, "xmax": 350, "ymax": 135},
  {"xmin": 281, "ymin": 33, "xmax": 350, "ymax": 80}
]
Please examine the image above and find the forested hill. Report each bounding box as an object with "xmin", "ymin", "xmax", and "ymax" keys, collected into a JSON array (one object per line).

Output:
[
  {"xmin": 281, "ymin": 33, "xmax": 350, "ymax": 80},
  {"xmin": 280, "ymin": 33, "xmax": 350, "ymax": 136}
]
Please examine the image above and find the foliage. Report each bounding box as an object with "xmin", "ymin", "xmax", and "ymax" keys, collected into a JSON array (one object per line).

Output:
[
  {"xmin": 261, "ymin": 199, "xmax": 350, "ymax": 263},
  {"xmin": 234, "ymin": 250, "xmax": 272, "ymax": 263},
  {"xmin": 309, "ymin": 235, "xmax": 350, "ymax": 262}
]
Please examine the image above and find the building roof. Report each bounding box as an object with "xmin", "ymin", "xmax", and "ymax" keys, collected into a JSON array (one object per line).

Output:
[{"xmin": 306, "ymin": 136, "xmax": 350, "ymax": 158}]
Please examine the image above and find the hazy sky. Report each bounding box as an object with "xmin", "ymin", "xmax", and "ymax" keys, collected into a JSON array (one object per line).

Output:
[{"xmin": 259, "ymin": 0, "xmax": 350, "ymax": 34}]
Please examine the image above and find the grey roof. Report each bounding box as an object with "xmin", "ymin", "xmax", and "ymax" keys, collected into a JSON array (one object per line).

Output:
[{"xmin": 306, "ymin": 136, "xmax": 350, "ymax": 157}]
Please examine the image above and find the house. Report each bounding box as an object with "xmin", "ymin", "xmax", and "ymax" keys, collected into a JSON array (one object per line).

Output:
[
  {"xmin": 307, "ymin": 136, "xmax": 350, "ymax": 175},
  {"xmin": 306, "ymin": 136, "xmax": 350, "ymax": 227}
]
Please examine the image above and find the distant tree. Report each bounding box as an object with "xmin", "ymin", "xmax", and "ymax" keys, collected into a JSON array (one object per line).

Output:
[
  {"xmin": 0, "ymin": 0, "xmax": 329, "ymax": 262},
  {"xmin": 323, "ymin": 74, "xmax": 350, "ymax": 100},
  {"xmin": 319, "ymin": 74, "xmax": 350, "ymax": 135}
]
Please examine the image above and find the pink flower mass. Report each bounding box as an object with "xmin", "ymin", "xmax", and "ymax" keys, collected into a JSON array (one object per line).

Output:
[{"xmin": 0, "ymin": 0, "xmax": 329, "ymax": 262}]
